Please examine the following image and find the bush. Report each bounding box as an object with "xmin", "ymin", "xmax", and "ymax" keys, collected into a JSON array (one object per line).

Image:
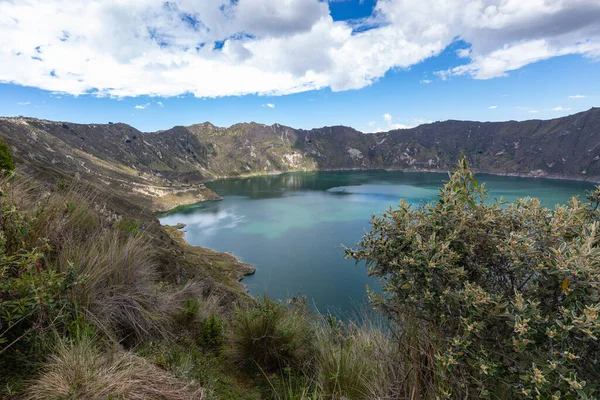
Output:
[
  {"xmin": 0, "ymin": 138, "xmax": 15, "ymax": 173},
  {"xmin": 0, "ymin": 179, "xmax": 79, "ymax": 385},
  {"xmin": 225, "ymin": 297, "xmax": 314, "ymax": 372},
  {"xmin": 199, "ymin": 313, "xmax": 224, "ymax": 349},
  {"xmin": 24, "ymin": 336, "xmax": 203, "ymax": 400},
  {"xmin": 347, "ymin": 158, "xmax": 600, "ymax": 398}
]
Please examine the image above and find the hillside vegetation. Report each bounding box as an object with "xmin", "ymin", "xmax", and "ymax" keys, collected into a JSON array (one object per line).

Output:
[{"xmin": 1, "ymin": 108, "xmax": 600, "ymax": 212}]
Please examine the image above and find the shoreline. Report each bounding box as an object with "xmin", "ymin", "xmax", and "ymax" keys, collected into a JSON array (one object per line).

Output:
[
  {"xmin": 159, "ymin": 167, "xmax": 599, "ymax": 214},
  {"xmin": 157, "ymin": 167, "xmax": 598, "ymax": 294}
]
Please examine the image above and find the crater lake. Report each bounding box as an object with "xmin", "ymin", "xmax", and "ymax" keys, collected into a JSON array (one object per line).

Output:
[{"xmin": 158, "ymin": 170, "xmax": 595, "ymax": 314}]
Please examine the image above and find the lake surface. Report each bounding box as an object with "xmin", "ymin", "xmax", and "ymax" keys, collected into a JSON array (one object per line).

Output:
[{"xmin": 159, "ymin": 171, "xmax": 595, "ymax": 313}]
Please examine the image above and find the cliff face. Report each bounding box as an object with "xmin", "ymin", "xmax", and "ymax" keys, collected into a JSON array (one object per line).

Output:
[{"xmin": 1, "ymin": 108, "xmax": 599, "ymax": 211}]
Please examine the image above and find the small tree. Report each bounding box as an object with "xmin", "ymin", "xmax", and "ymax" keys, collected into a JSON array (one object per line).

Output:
[
  {"xmin": 0, "ymin": 139, "xmax": 14, "ymax": 173},
  {"xmin": 347, "ymin": 158, "xmax": 600, "ymax": 398}
]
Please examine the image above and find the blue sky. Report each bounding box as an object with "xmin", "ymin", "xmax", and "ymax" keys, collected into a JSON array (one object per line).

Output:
[{"xmin": 0, "ymin": 0, "xmax": 599, "ymax": 133}]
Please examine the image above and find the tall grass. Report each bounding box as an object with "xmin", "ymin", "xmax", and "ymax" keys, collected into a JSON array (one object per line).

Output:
[
  {"xmin": 57, "ymin": 230, "xmax": 165, "ymax": 342},
  {"xmin": 24, "ymin": 335, "xmax": 204, "ymax": 400},
  {"xmin": 225, "ymin": 297, "xmax": 314, "ymax": 371}
]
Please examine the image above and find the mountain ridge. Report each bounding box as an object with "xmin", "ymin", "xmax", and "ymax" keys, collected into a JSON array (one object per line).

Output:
[{"xmin": 1, "ymin": 107, "xmax": 599, "ymax": 211}]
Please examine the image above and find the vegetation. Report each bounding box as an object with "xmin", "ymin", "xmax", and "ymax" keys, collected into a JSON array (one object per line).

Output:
[
  {"xmin": 0, "ymin": 138, "xmax": 15, "ymax": 173},
  {"xmin": 3, "ymin": 127, "xmax": 600, "ymax": 400},
  {"xmin": 225, "ymin": 296, "xmax": 314, "ymax": 372},
  {"xmin": 25, "ymin": 335, "xmax": 204, "ymax": 400},
  {"xmin": 348, "ymin": 157, "xmax": 600, "ymax": 398}
]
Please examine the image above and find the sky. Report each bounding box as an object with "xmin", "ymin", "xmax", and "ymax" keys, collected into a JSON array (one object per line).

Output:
[{"xmin": 0, "ymin": 0, "xmax": 599, "ymax": 133}]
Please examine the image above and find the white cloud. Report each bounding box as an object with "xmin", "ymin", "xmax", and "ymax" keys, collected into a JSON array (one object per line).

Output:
[
  {"xmin": 135, "ymin": 103, "xmax": 150, "ymax": 109},
  {"xmin": 17, "ymin": 101, "xmax": 30, "ymax": 105},
  {"xmin": 0, "ymin": 0, "xmax": 598, "ymax": 98},
  {"xmin": 568, "ymin": 94, "xmax": 585, "ymax": 99},
  {"xmin": 489, "ymin": 105, "xmax": 498, "ymax": 109},
  {"xmin": 553, "ymin": 106, "xmax": 571, "ymax": 111},
  {"xmin": 369, "ymin": 113, "xmax": 431, "ymax": 132},
  {"xmin": 263, "ymin": 103, "xmax": 275, "ymax": 108},
  {"xmin": 420, "ymin": 79, "xmax": 432, "ymax": 84},
  {"xmin": 156, "ymin": 101, "xmax": 163, "ymax": 107}
]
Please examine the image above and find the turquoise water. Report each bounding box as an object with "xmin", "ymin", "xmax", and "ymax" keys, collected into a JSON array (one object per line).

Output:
[{"xmin": 159, "ymin": 171, "xmax": 595, "ymax": 313}]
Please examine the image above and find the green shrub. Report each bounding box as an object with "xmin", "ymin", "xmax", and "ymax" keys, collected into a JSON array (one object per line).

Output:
[
  {"xmin": 226, "ymin": 296, "xmax": 314, "ymax": 372},
  {"xmin": 117, "ymin": 218, "xmax": 142, "ymax": 236},
  {"xmin": 347, "ymin": 158, "xmax": 600, "ymax": 398},
  {"xmin": 0, "ymin": 139, "xmax": 15, "ymax": 173},
  {"xmin": 176, "ymin": 298, "xmax": 200, "ymax": 325},
  {"xmin": 199, "ymin": 313, "xmax": 224, "ymax": 349}
]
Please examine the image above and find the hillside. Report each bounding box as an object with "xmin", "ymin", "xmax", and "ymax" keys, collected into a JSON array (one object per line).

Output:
[{"xmin": 1, "ymin": 108, "xmax": 599, "ymax": 211}]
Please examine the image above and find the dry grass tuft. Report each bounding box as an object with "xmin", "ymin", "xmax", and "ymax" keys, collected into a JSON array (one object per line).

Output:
[
  {"xmin": 24, "ymin": 336, "xmax": 205, "ymax": 400},
  {"xmin": 57, "ymin": 230, "xmax": 165, "ymax": 341}
]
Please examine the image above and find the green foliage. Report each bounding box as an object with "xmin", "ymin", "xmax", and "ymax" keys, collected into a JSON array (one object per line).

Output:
[
  {"xmin": 0, "ymin": 181, "xmax": 80, "ymax": 392},
  {"xmin": 55, "ymin": 178, "xmax": 70, "ymax": 192},
  {"xmin": 138, "ymin": 340, "xmax": 249, "ymax": 400},
  {"xmin": 176, "ymin": 298, "xmax": 200, "ymax": 325},
  {"xmin": 0, "ymin": 139, "xmax": 15, "ymax": 173},
  {"xmin": 262, "ymin": 367, "xmax": 319, "ymax": 400},
  {"xmin": 199, "ymin": 313, "xmax": 224, "ymax": 349},
  {"xmin": 117, "ymin": 218, "xmax": 142, "ymax": 236},
  {"xmin": 226, "ymin": 296, "xmax": 314, "ymax": 372},
  {"xmin": 348, "ymin": 157, "xmax": 600, "ymax": 398}
]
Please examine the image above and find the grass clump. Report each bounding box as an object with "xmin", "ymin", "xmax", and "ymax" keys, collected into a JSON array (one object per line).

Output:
[
  {"xmin": 24, "ymin": 335, "xmax": 204, "ymax": 400},
  {"xmin": 57, "ymin": 230, "xmax": 164, "ymax": 342},
  {"xmin": 225, "ymin": 296, "xmax": 314, "ymax": 372},
  {"xmin": 314, "ymin": 314, "xmax": 399, "ymax": 399}
]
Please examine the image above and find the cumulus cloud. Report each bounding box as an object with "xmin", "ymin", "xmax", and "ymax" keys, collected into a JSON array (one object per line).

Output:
[
  {"xmin": 553, "ymin": 106, "xmax": 572, "ymax": 111},
  {"xmin": 263, "ymin": 103, "xmax": 275, "ymax": 108},
  {"xmin": 568, "ymin": 94, "xmax": 586, "ymax": 99},
  {"xmin": 17, "ymin": 101, "xmax": 31, "ymax": 105},
  {"xmin": 420, "ymin": 79, "xmax": 432, "ymax": 84},
  {"xmin": 489, "ymin": 105, "xmax": 498, "ymax": 109},
  {"xmin": 135, "ymin": 103, "xmax": 150, "ymax": 109},
  {"xmin": 156, "ymin": 101, "xmax": 164, "ymax": 107},
  {"xmin": 0, "ymin": 0, "xmax": 598, "ymax": 98}
]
